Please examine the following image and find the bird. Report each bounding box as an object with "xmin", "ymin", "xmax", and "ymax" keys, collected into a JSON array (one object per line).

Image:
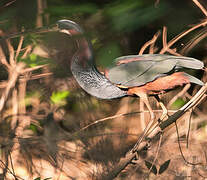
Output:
[{"xmin": 56, "ymin": 19, "xmax": 204, "ymax": 145}]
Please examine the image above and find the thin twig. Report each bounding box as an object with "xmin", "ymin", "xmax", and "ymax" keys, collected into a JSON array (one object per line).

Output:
[
  {"xmin": 148, "ymin": 133, "xmax": 163, "ymax": 174},
  {"xmin": 0, "ymin": 159, "xmax": 24, "ymax": 180},
  {"xmin": 192, "ymin": 0, "xmax": 207, "ymax": 16},
  {"xmin": 160, "ymin": 20, "xmax": 207, "ymax": 54},
  {"xmin": 186, "ymin": 109, "xmax": 193, "ymax": 149},
  {"xmin": 175, "ymin": 121, "xmax": 201, "ymax": 165},
  {"xmin": 11, "ymin": 88, "xmax": 18, "ymax": 130},
  {"xmin": 18, "ymin": 74, "xmax": 29, "ymax": 114},
  {"xmin": 168, "ymin": 84, "xmax": 191, "ymax": 107},
  {"xmin": 180, "ymin": 84, "xmax": 206, "ymax": 112},
  {"xmin": 21, "ymin": 45, "xmax": 32, "ymax": 58},
  {"xmin": 181, "ymin": 27, "xmax": 207, "ymax": 54},
  {"xmin": 78, "ymin": 110, "xmax": 176, "ymax": 132},
  {"xmin": 161, "ymin": 26, "xmax": 182, "ymax": 57},
  {"xmin": 22, "ymin": 64, "xmax": 48, "ymax": 74},
  {"xmin": 139, "ymin": 31, "xmax": 161, "ymax": 55},
  {"xmin": 79, "ymin": 111, "xmax": 141, "ymax": 132},
  {"xmin": 0, "ymin": 44, "xmax": 10, "ymax": 69},
  {"xmin": 149, "ymin": 31, "xmax": 160, "ymax": 54},
  {"xmin": 166, "ymin": 48, "xmax": 182, "ymax": 56},
  {"xmin": 29, "ymin": 72, "xmax": 53, "ymax": 80},
  {"xmin": 162, "ymin": 26, "xmax": 168, "ymax": 48},
  {"xmin": 140, "ymin": 99, "xmax": 146, "ymax": 132},
  {"xmin": 6, "ymin": 39, "xmax": 15, "ymax": 67},
  {"xmin": 15, "ymin": 35, "xmax": 24, "ymax": 60},
  {"xmin": 2, "ymin": 0, "xmax": 17, "ymax": 8}
]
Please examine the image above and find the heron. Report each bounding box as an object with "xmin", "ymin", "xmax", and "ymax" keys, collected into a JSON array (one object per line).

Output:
[{"xmin": 56, "ymin": 19, "xmax": 204, "ymax": 146}]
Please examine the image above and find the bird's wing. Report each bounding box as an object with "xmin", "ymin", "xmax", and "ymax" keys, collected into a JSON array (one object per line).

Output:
[
  {"xmin": 108, "ymin": 54, "xmax": 204, "ymax": 87},
  {"xmin": 183, "ymin": 73, "xmax": 204, "ymax": 86},
  {"xmin": 108, "ymin": 58, "xmax": 177, "ymax": 87},
  {"xmin": 115, "ymin": 54, "xmax": 204, "ymax": 69}
]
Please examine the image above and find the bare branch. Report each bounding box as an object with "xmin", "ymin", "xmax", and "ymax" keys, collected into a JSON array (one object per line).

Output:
[
  {"xmin": 29, "ymin": 72, "xmax": 53, "ymax": 80},
  {"xmin": 139, "ymin": 31, "xmax": 161, "ymax": 55},
  {"xmin": 181, "ymin": 27, "xmax": 207, "ymax": 55},
  {"xmin": 15, "ymin": 35, "xmax": 24, "ymax": 60},
  {"xmin": 21, "ymin": 45, "xmax": 32, "ymax": 59},
  {"xmin": 162, "ymin": 26, "xmax": 168, "ymax": 48},
  {"xmin": 160, "ymin": 20, "xmax": 207, "ymax": 54},
  {"xmin": 21, "ymin": 64, "xmax": 48, "ymax": 74},
  {"xmin": 166, "ymin": 48, "xmax": 182, "ymax": 56},
  {"xmin": 101, "ymin": 82, "xmax": 207, "ymax": 179},
  {"xmin": 192, "ymin": 0, "xmax": 207, "ymax": 16},
  {"xmin": 6, "ymin": 39, "xmax": 15, "ymax": 66},
  {"xmin": 11, "ymin": 88, "xmax": 18, "ymax": 130},
  {"xmin": 168, "ymin": 84, "xmax": 191, "ymax": 107},
  {"xmin": 0, "ymin": 63, "xmax": 25, "ymax": 114},
  {"xmin": 0, "ymin": 44, "xmax": 10, "ymax": 69}
]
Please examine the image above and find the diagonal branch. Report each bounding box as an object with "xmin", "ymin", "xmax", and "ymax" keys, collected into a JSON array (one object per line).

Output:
[
  {"xmin": 192, "ymin": 0, "xmax": 207, "ymax": 17},
  {"xmin": 100, "ymin": 82, "xmax": 207, "ymax": 180}
]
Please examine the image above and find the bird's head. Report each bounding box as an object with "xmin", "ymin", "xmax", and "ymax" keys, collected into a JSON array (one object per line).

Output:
[{"xmin": 57, "ymin": 20, "xmax": 84, "ymax": 35}]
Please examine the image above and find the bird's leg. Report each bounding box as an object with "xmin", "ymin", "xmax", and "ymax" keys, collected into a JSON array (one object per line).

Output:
[
  {"xmin": 154, "ymin": 95, "xmax": 168, "ymax": 121},
  {"xmin": 132, "ymin": 93, "xmax": 155, "ymax": 152}
]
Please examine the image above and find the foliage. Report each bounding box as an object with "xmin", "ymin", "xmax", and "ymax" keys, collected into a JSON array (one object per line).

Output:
[
  {"xmin": 20, "ymin": 53, "xmax": 50, "ymax": 67},
  {"xmin": 105, "ymin": 0, "xmax": 167, "ymax": 32},
  {"xmin": 144, "ymin": 159, "xmax": 171, "ymax": 175},
  {"xmin": 171, "ymin": 98, "xmax": 186, "ymax": 109},
  {"xmin": 50, "ymin": 90, "xmax": 70, "ymax": 106}
]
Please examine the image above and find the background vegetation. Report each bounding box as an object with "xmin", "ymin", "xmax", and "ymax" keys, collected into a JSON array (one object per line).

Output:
[{"xmin": 0, "ymin": 0, "xmax": 207, "ymax": 179}]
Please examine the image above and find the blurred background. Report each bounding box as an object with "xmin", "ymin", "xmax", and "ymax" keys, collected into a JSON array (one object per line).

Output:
[{"xmin": 0, "ymin": 0, "xmax": 207, "ymax": 179}]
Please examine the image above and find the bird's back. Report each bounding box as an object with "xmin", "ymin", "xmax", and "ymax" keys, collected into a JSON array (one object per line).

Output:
[{"xmin": 107, "ymin": 54, "xmax": 204, "ymax": 88}]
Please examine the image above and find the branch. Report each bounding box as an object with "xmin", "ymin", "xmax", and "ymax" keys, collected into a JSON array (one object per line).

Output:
[
  {"xmin": 100, "ymin": 82, "xmax": 207, "ymax": 179},
  {"xmin": 160, "ymin": 20, "xmax": 207, "ymax": 54},
  {"xmin": 192, "ymin": 0, "xmax": 207, "ymax": 17},
  {"xmin": 0, "ymin": 63, "xmax": 25, "ymax": 113},
  {"xmin": 138, "ymin": 31, "xmax": 161, "ymax": 55}
]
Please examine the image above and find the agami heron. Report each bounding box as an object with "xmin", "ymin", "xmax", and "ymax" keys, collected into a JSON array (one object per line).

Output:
[{"xmin": 57, "ymin": 20, "xmax": 204, "ymax": 143}]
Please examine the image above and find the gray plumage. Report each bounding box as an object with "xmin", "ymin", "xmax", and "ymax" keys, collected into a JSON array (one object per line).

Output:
[
  {"xmin": 57, "ymin": 20, "xmax": 204, "ymax": 100},
  {"xmin": 58, "ymin": 20, "xmax": 127, "ymax": 99},
  {"xmin": 108, "ymin": 54, "xmax": 204, "ymax": 87}
]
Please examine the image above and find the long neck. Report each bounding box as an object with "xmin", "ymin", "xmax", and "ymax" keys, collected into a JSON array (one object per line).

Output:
[{"xmin": 69, "ymin": 26, "xmax": 127, "ymax": 99}]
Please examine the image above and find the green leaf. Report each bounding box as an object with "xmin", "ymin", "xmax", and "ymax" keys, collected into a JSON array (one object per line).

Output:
[
  {"xmin": 145, "ymin": 160, "xmax": 157, "ymax": 175},
  {"xmin": 19, "ymin": 52, "xmax": 50, "ymax": 68},
  {"xmin": 29, "ymin": 124, "xmax": 37, "ymax": 133},
  {"xmin": 158, "ymin": 159, "xmax": 171, "ymax": 174},
  {"xmin": 171, "ymin": 98, "xmax": 186, "ymax": 109},
  {"xmin": 30, "ymin": 54, "xmax": 37, "ymax": 61},
  {"xmin": 50, "ymin": 91, "xmax": 70, "ymax": 106}
]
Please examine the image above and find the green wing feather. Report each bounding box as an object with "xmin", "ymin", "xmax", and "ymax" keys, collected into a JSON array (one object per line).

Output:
[{"xmin": 108, "ymin": 54, "xmax": 204, "ymax": 87}]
